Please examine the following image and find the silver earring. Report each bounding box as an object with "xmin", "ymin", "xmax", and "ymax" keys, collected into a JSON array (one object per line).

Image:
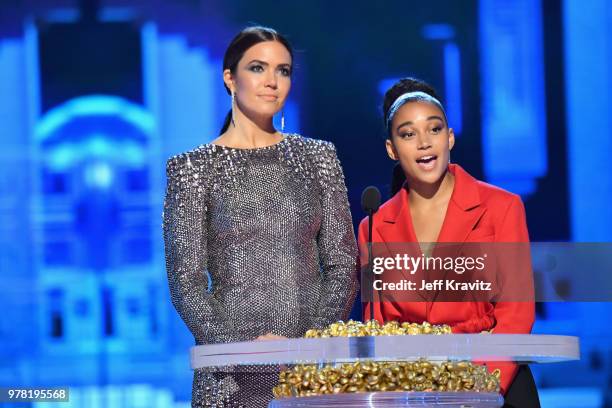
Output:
[
  {"xmin": 231, "ymin": 91, "xmax": 236, "ymax": 127},
  {"xmin": 281, "ymin": 111, "xmax": 285, "ymax": 132}
]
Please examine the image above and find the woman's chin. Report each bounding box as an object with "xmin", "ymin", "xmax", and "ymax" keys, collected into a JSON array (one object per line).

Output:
[{"xmin": 240, "ymin": 104, "xmax": 282, "ymax": 121}]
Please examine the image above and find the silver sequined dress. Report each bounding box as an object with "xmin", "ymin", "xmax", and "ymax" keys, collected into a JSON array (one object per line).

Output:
[{"xmin": 163, "ymin": 134, "xmax": 358, "ymax": 407}]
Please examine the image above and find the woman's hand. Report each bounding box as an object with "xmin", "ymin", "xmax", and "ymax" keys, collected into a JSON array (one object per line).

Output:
[
  {"xmin": 255, "ymin": 333, "xmax": 287, "ymax": 341},
  {"xmin": 254, "ymin": 333, "xmax": 289, "ymax": 370}
]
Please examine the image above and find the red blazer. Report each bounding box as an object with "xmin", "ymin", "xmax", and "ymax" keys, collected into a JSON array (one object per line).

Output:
[{"xmin": 358, "ymin": 164, "xmax": 534, "ymax": 394}]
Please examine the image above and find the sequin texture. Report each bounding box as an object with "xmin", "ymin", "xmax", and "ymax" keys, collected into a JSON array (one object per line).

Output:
[{"xmin": 162, "ymin": 134, "xmax": 359, "ymax": 407}]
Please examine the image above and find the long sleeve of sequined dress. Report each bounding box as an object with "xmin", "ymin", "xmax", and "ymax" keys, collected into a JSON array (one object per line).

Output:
[
  {"xmin": 163, "ymin": 154, "xmax": 239, "ymax": 345},
  {"xmin": 309, "ymin": 142, "xmax": 359, "ymax": 329}
]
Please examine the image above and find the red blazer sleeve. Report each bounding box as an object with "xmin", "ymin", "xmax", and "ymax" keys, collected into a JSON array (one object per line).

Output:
[{"xmin": 488, "ymin": 195, "xmax": 535, "ymax": 394}]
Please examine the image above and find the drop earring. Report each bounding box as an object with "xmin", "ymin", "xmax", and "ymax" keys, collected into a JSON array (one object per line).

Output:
[
  {"xmin": 231, "ymin": 91, "xmax": 236, "ymax": 127},
  {"xmin": 281, "ymin": 111, "xmax": 285, "ymax": 132}
]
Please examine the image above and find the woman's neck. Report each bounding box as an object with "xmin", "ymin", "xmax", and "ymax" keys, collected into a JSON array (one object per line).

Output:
[
  {"xmin": 216, "ymin": 106, "xmax": 281, "ymax": 148},
  {"xmin": 407, "ymin": 170, "xmax": 455, "ymax": 208}
]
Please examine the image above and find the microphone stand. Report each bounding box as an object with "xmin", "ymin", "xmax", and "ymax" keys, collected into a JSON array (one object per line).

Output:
[
  {"xmin": 367, "ymin": 209, "xmax": 375, "ymax": 321},
  {"xmin": 362, "ymin": 185, "xmax": 381, "ymax": 323}
]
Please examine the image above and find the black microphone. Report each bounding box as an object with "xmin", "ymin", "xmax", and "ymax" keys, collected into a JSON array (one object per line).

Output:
[
  {"xmin": 361, "ymin": 186, "xmax": 381, "ymax": 215},
  {"xmin": 361, "ymin": 186, "xmax": 381, "ymax": 322}
]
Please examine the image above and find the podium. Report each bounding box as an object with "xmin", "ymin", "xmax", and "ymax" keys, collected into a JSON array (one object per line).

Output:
[{"xmin": 191, "ymin": 334, "xmax": 579, "ymax": 407}]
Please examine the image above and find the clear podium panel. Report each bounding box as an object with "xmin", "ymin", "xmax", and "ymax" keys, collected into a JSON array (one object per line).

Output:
[
  {"xmin": 268, "ymin": 392, "xmax": 504, "ymax": 408},
  {"xmin": 191, "ymin": 334, "xmax": 580, "ymax": 369}
]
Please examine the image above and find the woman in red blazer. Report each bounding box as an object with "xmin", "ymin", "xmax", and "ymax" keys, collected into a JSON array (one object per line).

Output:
[{"xmin": 359, "ymin": 78, "xmax": 539, "ymax": 407}]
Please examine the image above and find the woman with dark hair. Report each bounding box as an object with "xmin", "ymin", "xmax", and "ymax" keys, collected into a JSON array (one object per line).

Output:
[
  {"xmin": 359, "ymin": 78, "xmax": 539, "ymax": 407},
  {"xmin": 163, "ymin": 26, "xmax": 358, "ymax": 406}
]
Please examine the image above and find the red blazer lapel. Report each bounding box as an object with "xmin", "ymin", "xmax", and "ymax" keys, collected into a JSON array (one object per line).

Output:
[
  {"xmin": 431, "ymin": 164, "xmax": 486, "ymax": 305},
  {"xmin": 437, "ymin": 164, "xmax": 486, "ymax": 243},
  {"xmin": 376, "ymin": 188, "xmax": 416, "ymax": 244},
  {"xmin": 375, "ymin": 188, "xmax": 428, "ymax": 301}
]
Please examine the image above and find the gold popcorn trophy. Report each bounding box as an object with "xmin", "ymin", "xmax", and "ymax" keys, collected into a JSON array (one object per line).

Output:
[
  {"xmin": 190, "ymin": 320, "xmax": 579, "ymax": 407},
  {"xmin": 273, "ymin": 320, "xmax": 500, "ymax": 398}
]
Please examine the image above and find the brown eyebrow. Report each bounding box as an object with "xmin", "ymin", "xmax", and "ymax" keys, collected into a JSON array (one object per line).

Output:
[
  {"xmin": 247, "ymin": 59, "xmax": 268, "ymax": 66},
  {"xmin": 246, "ymin": 59, "xmax": 292, "ymax": 68},
  {"xmin": 396, "ymin": 116, "xmax": 445, "ymax": 132}
]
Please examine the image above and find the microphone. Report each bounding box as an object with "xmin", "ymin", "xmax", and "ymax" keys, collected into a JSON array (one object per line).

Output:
[
  {"xmin": 361, "ymin": 186, "xmax": 381, "ymax": 322},
  {"xmin": 361, "ymin": 186, "xmax": 381, "ymax": 215}
]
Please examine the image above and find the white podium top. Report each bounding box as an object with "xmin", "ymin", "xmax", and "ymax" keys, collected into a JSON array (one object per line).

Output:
[{"xmin": 190, "ymin": 334, "xmax": 579, "ymax": 369}]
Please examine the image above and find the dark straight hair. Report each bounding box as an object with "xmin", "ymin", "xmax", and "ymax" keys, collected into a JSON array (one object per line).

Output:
[{"xmin": 219, "ymin": 26, "xmax": 294, "ymax": 134}]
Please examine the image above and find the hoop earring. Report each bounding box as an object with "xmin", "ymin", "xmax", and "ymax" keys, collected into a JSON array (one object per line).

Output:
[
  {"xmin": 231, "ymin": 91, "xmax": 236, "ymax": 127},
  {"xmin": 281, "ymin": 111, "xmax": 285, "ymax": 132}
]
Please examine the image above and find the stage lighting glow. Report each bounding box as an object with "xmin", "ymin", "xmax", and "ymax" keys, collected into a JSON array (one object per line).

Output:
[
  {"xmin": 479, "ymin": 0, "xmax": 547, "ymax": 197},
  {"xmin": 46, "ymin": 137, "xmax": 146, "ymax": 171},
  {"xmin": 36, "ymin": 95, "xmax": 155, "ymax": 142},
  {"xmin": 84, "ymin": 161, "xmax": 114, "ymax": 190},
  {"xmin": 421, "ymin": 24, "xmax": 456, "ymax": 40},
  {"xmin": 443, "ymin": 42, "xmax": 462, "ymax": 135}
]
